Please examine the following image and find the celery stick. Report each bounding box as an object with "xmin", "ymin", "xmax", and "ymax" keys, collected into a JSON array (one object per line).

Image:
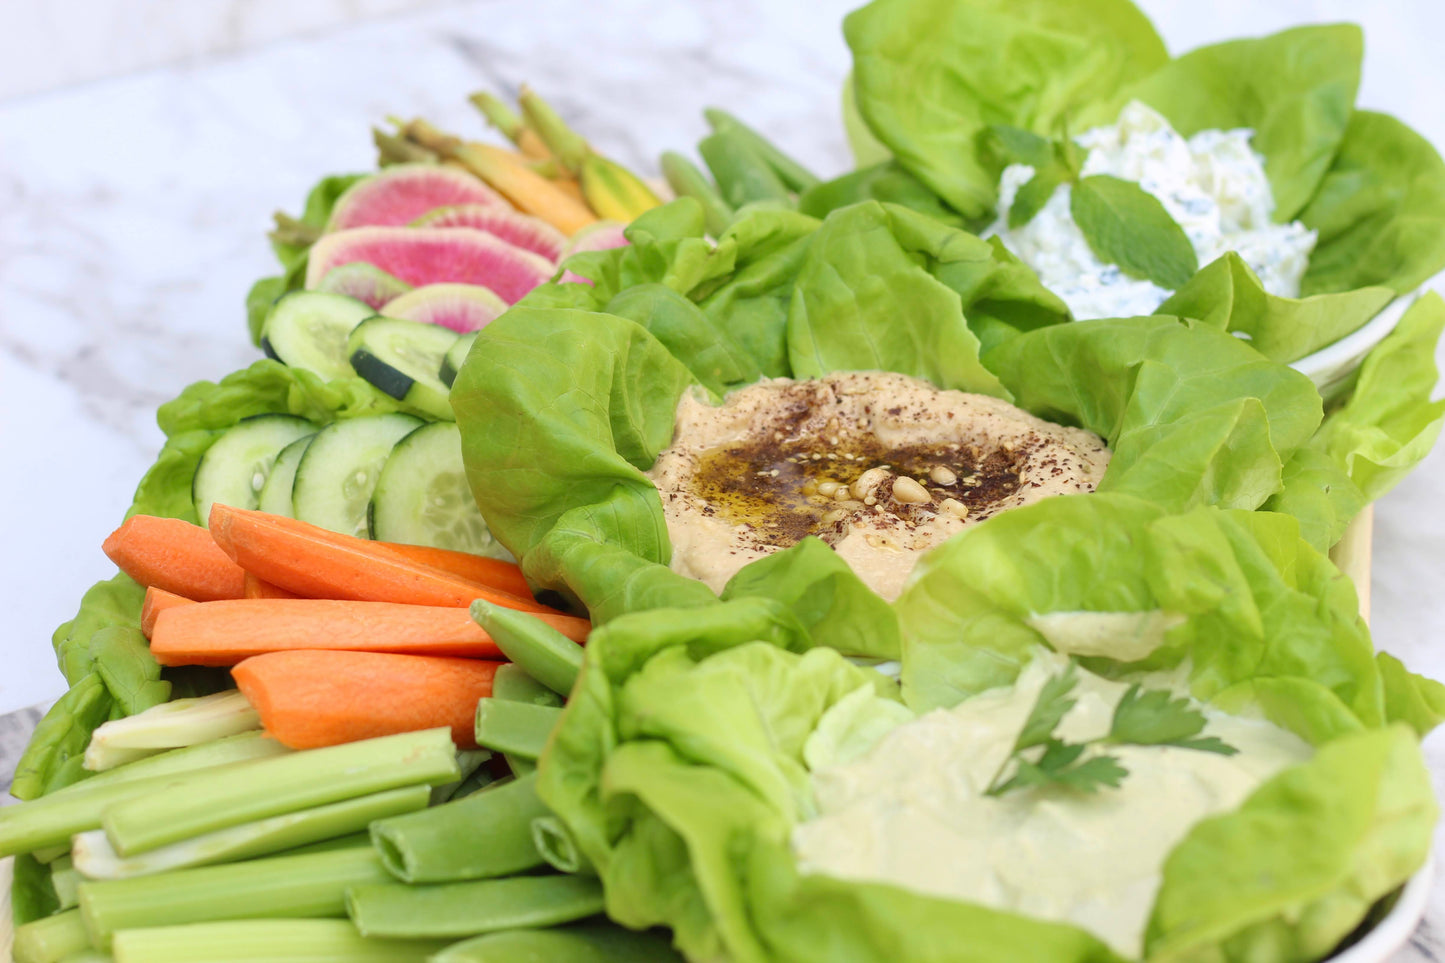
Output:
[
  {"xmin": 432, "ymin": 924, "xmax": 685, "ymax": 962},
  {"xmin": 470, "ymin": 601, "xmax": 581, "ymax": 696},
  {"xmin": 473, "ymin": 700, "xmax": 562, "ymax": 760},
  {"xmin": 490, "ymin": 665, "xmax": 563, "ymax": 709},
  {"xmin": 102, "ymin": 729, "xmax": 459, "ymax": 856},
  {"xmin": 110, "ymin": 919, "xmax": 446, "ymax": 963},
  {"xmin": 79, "ymin": 846, "xmax": 391, "ymax": 950},
  {"xmin": 84, "ymin": 692, "xmax": 260, "ymax": 772},
  {"xmin": 57, "ymin": 952, "xmax": 111, "ymax": 963},
  {"xmin": 371, "ymin": 773, "xmax": 547, "ymax": 883},
  {"xmin": 50, "ymin": 856, "xmax": 81, "ymax": 911},
  {"xmin": 347, "ymin": 874, "xmax": 604, "ymax": 939},
  {"xmin": 1, "ymin": 734, "xmax": 290, "ymax": 858},
  {"xmin": 13, "ymin": 908, "xmax": 90, "ymax": 963},
  {"xmin": 74, "ymin": 785, "xmax": 430, "ymax": 879}
]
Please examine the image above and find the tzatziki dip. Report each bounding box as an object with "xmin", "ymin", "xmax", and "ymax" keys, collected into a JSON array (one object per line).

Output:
[
  {"xmin": 791, "ymin": 653, "xmax": 1311, "ymax": 958},
  {"xmin": 988, "ymin": 101, "xmax": 1318, "ymax": 320}
]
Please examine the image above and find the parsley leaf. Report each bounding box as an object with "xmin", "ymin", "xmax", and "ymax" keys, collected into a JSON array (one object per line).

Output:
[
  {"xmin": 1108, "ymin": 685, "xmax": 1240, "ymax": 756},
  {"xmin": 985, "ymin": 663, "xmax": 1239, "ymax": 798}
]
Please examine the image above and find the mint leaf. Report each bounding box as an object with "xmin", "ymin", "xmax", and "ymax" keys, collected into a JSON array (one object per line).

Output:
[
  {"xmin": 1108, "ymin": 684, "xmax": 1239, "ymax": 756},
  {"xmin": 988, "ymin": 125, "xmax": 1055, "ymax": 168},
  {"xmin": 1070, "ymin": 174, "xmax": 1198, "ymax": 289},
  {"xmin": 1008, "ymin": 165, "xmax": 1068, "ymax": 229}
]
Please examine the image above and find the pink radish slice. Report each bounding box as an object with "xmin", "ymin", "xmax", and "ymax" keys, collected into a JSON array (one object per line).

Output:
[
  {"xmin": 381, "ymin": 284, "xmax": 509, "ymax": 333},
  {"xmin": 306, "ymin": 227, "xmax": 555, "ymax": 304},
  {"xmin": 326, "ymin": 165, "xmax": 506, "ymax": 232},
  {"xmin": 313, "ymin": 262, "xmax": 413, "ymax": 310},
  {"xmin": 412, "ymin": 205, "xmax": 566, "ymax": 263}
]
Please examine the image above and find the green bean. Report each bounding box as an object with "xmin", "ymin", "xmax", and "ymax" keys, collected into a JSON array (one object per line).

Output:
[
  {"xmin": 470, "ymin": 601, "xmax": 582, "ymax": 696},
  {"xmin": 79, "ymin": 845, "xmax": 391, "ymax": 950},
  {"xmin": 110, "ymin": 919, "xmax": 445, "ymax": 963},
  {"xmin": 490, "ymin": 664, "xmax": 564, "ymax": 709},
  {"xmin": 659, "ymin": 151, "xmax": 734, "ymax": 237},
  {"xmin": 102, "ymin": 728, "xmax": 459, "ymax": 856},
  {"xmin": 474, "ymin": 700, "xmax": 563, "ymax": 760},
  {"xmin": 13, "ymin": 909, "xmax": 91, "ymax": 963},
  {"xmin": 370, "ymin": 773, "xmax": 547, "ymax": 883},
  {"xmin": 74, "ymin": 785, "xmax": 429, "ymax": 879},
  {"xmin": 431, "ymin": 924, "xmax": 686, "ymax": 962},
  {"xmin": 703, "ymin": 108, "xmax": 820, "ymax": 193},
  {"xmin": 347, "ymin": 874, "xmax": 604, "ymax": 939},
  {"xmin": 698, "ymin": 131, "xmax": 792, "ymax": 208}
]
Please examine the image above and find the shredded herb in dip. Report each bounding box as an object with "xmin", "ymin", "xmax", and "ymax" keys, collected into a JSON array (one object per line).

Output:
[{"xmin": 988, "ymin": 101, "xmax": 1318, "ymax": 320}]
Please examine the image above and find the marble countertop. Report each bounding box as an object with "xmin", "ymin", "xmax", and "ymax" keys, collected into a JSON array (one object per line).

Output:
[{"xmin": 2, "ymin": 1, "xmax": 1444, "ymax": 959}]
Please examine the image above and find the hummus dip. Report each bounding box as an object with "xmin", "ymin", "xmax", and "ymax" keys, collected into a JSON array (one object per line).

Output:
[{"xmin": 645, "ymin": 371, "xmax": 1111, "ymax": 600}]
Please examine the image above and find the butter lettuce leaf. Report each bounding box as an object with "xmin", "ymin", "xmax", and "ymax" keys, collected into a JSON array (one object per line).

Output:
[
  {"xmin": 1301, "ymin": 111, "xmax": 1445, "ymax": 296},
  {"xmin": 1157, "ymin": 253, "xmax": 1393, "ymax": 363},
  {"xmin": 984, "ymin": 316, "xmax": 1322, "ymax": 512},
  {"xmin": 1116, "ymin": 24, "xmax": 1361, "ymax": 221},
  {"xmin": 895, "ymin": 495, "xmax": 1386, "ymax": 738},
  {"xmin": 844, "ymin": 0, "xmax": 1166, "ymax": 220},
  {"xmin": 1147, "ymin": 724, "xmax": 1435, "ymax": 960}
]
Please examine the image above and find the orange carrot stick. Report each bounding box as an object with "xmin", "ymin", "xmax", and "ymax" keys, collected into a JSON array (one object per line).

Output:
[
  {"xmin": 140, "ymin": 587, "xmax": 197, "ymax": 639},
  {"xmin": 233, "ymin": 650, "xmax": 501, "ymax": 749},
  {"xmin": 149, "ymin": 598, "xmax": 587, "ymax": 667},
  {"xmin": 208, "ymin": 505, "xmax": 555, "ymax": 614},
  {"xmin": 373, "ymin": 543, "xmax": 530, "ymax": 600},
  {"xmin": 103, "ymin": 515, "xmax": 247, "ymax": 602},
  {"xmin": 244, "ymin": 572, "xmax": 300, "ymax": 600}
]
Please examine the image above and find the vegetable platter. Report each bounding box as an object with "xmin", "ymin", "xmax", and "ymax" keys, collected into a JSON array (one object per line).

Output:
[{"xmin": 4, "ymin": 1, "xmax": 1445, "ymax": 963}]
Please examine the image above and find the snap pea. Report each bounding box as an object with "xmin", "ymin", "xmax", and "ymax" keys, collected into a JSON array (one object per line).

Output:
[
  {"xmin": 660, "ymin": 151, "xmax": 734, "ymax": 237},
  {"xmin": 431, "ymin": 924, "xmax": 686, "ymax": 963},
  {"xmin": 347, "ymin": 874, "xmax": 604, "ymax": 939},
  {"xmin": 703, "ymin": 108, "xmax": 820, "ymax": 193},
  {"xmin": 370, "ymin": 773, "xmax": 547, "ymax": 883},
  {"xmin": 698, "ymin": 130, "xmax": 792, "ymax": 208},
  {"xmin": 470, "ymin": 601, "xmax": 582, "ymax": 697}
]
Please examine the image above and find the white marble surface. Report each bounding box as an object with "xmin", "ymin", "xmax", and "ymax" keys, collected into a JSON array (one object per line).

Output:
[{"xmin": 1, "ymin": 1, "xmax": 1443, "ymax": 957}]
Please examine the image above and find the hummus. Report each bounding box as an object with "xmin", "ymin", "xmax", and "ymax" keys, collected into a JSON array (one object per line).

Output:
[{"xmin": 645, "ymin": 371, "xmax": 1111, "ymax": 600}]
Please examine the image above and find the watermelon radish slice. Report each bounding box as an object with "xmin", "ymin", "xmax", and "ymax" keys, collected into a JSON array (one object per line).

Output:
[
  {"xmin": 560, "ymin": 220, "xmax": 630, "ymax": 284},
  {"xmin": 381, "ymin": 284, "xmax": 509, "ymax": 333},
  {"xmin": 313, "ymin": 262, "xmax": 413, "ymax": 310},
  {"xmin": 411, "ymin": 205, "xmax": 566, "ymax": 263},
  {"xmin": 325, "ymin": 165, "xmax": 506, "ymax": 232},
  {"xmin": 306, "ymin": 227, "xmax": 556, "ymax": 304}
]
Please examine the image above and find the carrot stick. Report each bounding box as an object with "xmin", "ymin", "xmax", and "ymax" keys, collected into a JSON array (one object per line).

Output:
[
  {"xmin": 244, "ymin": 572, "xmax": 300, "ymax": 600},
  {"xmin": 103, "ymin": 515, "xmax": 247, "ymax": 602},
  {"xmin": 140, "ymin": 587, "xmax": 196, "ymax": 639},
  {"xmin": 233, "ymin": 650, "xmax": 502, "ymax": 749},
  {"xmin": 373, "ymin": 543, "xmax": 530, "ymax": 600},
  {"xmin": 150, "ymin": 598, "xmax": 586, "ymax": 667},
  {"xmin": 208, "ymin": 505, "xmax": 556, "ymax": 614}
]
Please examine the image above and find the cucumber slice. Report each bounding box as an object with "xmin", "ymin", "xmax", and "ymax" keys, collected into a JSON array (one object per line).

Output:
[
  {"xmin": 192, "ymin": 415, "xmax": 318, "ymax": 523},
  {"xmin": 370, "ymin": 422, "xmax": 512, "ymax": 558},
  {"xmin": 257, "ymin": 433, "xmax": 316, "ymax": 518},
  {"xmin": 439, "ymin": 333, "xmax": 478, "ymax": 388},
  {"xmin": 260, "ymin": 292, "xmax": 374, "ymax": 381},
  {"xmin": 292, "ymin": 413, "xmax": 424, "ymax": 537},
  {"xmin": 347, "ymin": 317, "xmax": 459, "ymax": 421}
]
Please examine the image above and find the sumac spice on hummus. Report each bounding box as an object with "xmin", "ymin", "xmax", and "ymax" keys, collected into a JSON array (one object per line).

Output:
[{"xmin": 645, "ymin": 371, "xmax": 1112, "ymax": 601}]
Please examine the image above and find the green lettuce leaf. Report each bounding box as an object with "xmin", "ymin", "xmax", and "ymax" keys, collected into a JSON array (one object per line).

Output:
[
  {"xmin": 984, "ymin": 316, "xmax": 1322, "ymax": 512},
  {"xmin": 1115, "ymin": 25, "xmax": 1361, "ymax": 221},
  {"xmin": 1146, "ymin": 724, "xmax": 1435, "ymax": 960},
  {"xmin": 1157, "ymin": 253, "xmax": 1393, "ymax": 363},
  {"xmin": 268, "ymin": 173, "xmax": 367, "ymax": 272},
  {"xmin": 895, "ymin": 495, "xmax": 1385, "ymax": 736},
  {"xmin": 9, "ymin": 672, "xmax": 112, "ymax": 801},
  {"xmin": 1259, "ymin": 445, "xmax": 1366, "ymax": 552},
  {"xmin": 844, "ymin": 0, "xmax": 1167, "ymax": 219},
  {"xmin": 1301, "ymin": 111, "xmax": 1445, "ymax": 295},
  {"xmin": 1314, "ymin": 292, "xmax": 1445, "ymax": 500},
  {"xmin": 798, "ymin": 162, "xmax": 966, "ymax": 230}
]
